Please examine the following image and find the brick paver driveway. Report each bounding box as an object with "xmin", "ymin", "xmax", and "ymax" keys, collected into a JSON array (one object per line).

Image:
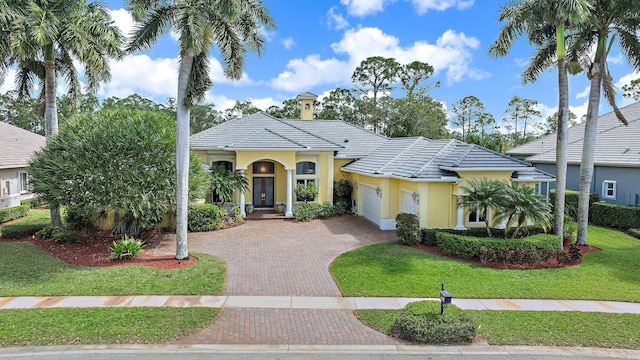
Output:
[
  {"xmin": 156, "ymin": 215, "xmax": 397, "ymax": 297},
  {"xmin": 156, "ymin": 215, "xmax": 402, "ymax": 345}
]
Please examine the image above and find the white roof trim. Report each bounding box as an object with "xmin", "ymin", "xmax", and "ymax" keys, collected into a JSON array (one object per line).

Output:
[
  {"xmin": 341, "ymin": 168, "xmax": 460, "ymax": 183},
  {"xmin": 439, "ymin": 166, "xmax": 532, "ymax": 172}
]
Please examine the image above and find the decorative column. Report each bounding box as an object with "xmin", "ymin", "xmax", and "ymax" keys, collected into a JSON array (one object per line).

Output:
[
  {"xmin": 239, "ymin": 169, "xmax": 246, "ymax": 218},
  {"xmin": 285, "ymin": 169, "xmax": 293, "ymax": 217},
  {"xmin": 453, "ymin": 197, "xmax": 466, "ymax": 230}
]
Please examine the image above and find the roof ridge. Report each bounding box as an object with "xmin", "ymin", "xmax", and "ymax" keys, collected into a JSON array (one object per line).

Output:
[
  {"xmin": 264, "ymin": 128, "xmax": 308, "ymax": 148},
  {"xmin": 275, "ymin": 118, "xmax": 344, "ymax": 148},
  {"xmin": 414, "ymin": 139, "xmax": 455, "ymax": 176},
  {"xmin": 377, "ymin": 137, "xmax": 425, "ymax": 174}
]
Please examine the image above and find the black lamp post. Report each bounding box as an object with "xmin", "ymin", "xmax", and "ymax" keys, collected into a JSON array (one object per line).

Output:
[{"xmin": 440, "ymin": 283, "xmax": 452, "ymax": 319}]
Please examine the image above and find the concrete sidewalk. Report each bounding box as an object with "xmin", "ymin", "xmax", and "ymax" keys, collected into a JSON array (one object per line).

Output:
[{"xmin": 2, "ymin": 295, "xmax": 640, "ymax": 314}]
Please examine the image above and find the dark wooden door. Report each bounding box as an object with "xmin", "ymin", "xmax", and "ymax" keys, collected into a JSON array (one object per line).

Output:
[{"xmin": 253, "ymin": 177, "xmax": 274, "ymax": 208}]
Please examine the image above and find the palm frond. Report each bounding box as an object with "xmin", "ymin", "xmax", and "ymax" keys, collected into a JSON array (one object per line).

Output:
[
  {"xmin": 184, "ymin": 51, "xmax": 212, "ymax": 106},
  {"xmin": 601, "ymin": 65, "xmax": 628, "ymax": 125},
  {"xmin": 126, "ymin": 5, "xmax": 175, "ymax": 53},
  {"xmin": 522, "ymin": 42, "xmax": 556, "ymax": 83}
]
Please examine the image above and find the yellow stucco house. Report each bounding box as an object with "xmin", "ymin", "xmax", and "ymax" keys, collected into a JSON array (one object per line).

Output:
[{"xmin": 191, "ymin": 92, "xmax": 554, "ymax": 230}]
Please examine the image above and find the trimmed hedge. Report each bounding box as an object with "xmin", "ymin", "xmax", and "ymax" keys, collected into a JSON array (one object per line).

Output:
[
  {"xmin": 187, "ymin": 204, "xmax": 227, "ymax": 232},
  {"xmin": 629, "ymin": 228, "xmax": 640, "ymax": 240},
  {"xmin": 20, "ymin": 197, "xmax": 46, "ymax": 208},
  {"xmin": 421, "ymin": 227, "xmax": 546, "ymax": 245},
  {"xmin": 550, "ymin": 189, "xmax": 599, "ymax": 218},
  {"xmin": 0, "ymin": 223, "xmax": 47, "ymax": 239},
  {"xmin": 293, "ymin": 201, "xmax": 349, "ymax": 222},
  {"xmin": 590, "ymin": 202, "xmax": 640, "ymax": 229},
  {"xmin": 393, "ymin": 301, "xmax": 476, "ymax": 344},
  {"xmin": 0, "ymin": 205, "xmax": 30, "ymax": 224},
  {"xmin": 435, "ymin": 232, "xmax": 560, "ymax": 265}
]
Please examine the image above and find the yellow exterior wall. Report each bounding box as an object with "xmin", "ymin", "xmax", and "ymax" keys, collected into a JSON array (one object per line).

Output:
[
  {"xmin": 236, "ymin": 151, "xmax": 296, "ymax": 170},
  {"xmin": 195, "ymin": 150, "xmax": 208, "ymax": 164},
  {"xmin": 426, "ymin": 182, "xmax": 455, "ymax": 228}
]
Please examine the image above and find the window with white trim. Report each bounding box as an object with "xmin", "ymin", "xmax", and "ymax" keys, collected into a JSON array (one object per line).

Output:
[
  {"xmin": 467, "ymin": 209, "xmax": 486, "ymax": 223},
  {"xmin": 18, "ymin": 172, "xmax": 29, "ymax": 193},
  {"xmin": 602, "ymin": 180, "xmax": 616, "ymax": 199},
  {"xmin": 295, "ymin": 161, "xmax": 317, "ymax": 201}
]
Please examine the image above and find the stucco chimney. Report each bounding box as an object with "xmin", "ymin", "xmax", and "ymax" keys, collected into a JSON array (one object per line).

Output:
[{"xmin": 295, "ymin": 92, "xmax": 318, "ymax": 120}]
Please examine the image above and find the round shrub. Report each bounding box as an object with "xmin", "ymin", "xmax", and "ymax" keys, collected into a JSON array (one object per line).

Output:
[
  {"xmin": 393, "ymin": 302, "xmax": 476, "ymax": 344},
  {"xmin": 395, "ymin": 213, "xmax": 419, "ymax": 246}
]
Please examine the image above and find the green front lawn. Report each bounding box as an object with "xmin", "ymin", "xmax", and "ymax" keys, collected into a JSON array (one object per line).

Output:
[
  {"xmin": 0, "ymin": 242, "xmax": 226, "ymax": 296},
  {"xmin": 0, "ymin": 307, "xmax": 218, "ymax": 347},
  {"xmin": 356, "ymin": 302, "xmax": 640, "ymax": 349},
  {"xmin": 331, "ymin": 225, "xmax": 640, "ymax": 301}
]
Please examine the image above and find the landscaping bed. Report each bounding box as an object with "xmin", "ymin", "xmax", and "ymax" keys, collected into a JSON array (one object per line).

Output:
[{"xmin": 1, "ymin": 228, "xmax": 195, "ymax": 270}]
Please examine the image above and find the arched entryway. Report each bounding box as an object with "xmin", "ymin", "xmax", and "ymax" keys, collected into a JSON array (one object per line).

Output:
[{"xmin": 252, "ymin": 161, "xmax": 275, "ymax": 208}]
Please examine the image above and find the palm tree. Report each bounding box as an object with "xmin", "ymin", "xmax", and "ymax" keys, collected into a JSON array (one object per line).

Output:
[
  {"xmin": 567, "ymin": 1, "xmax": 640, "ymax": 245},
  {"xmin": 460, "ymin": 178, "xmax": 508, "ymax": 237},
  {"xmin": 489, "ymin": 0, "xmax": 590, "ymax": 249},
  {"xmin": 127, "ymin": 0, "xmax": 276, "ymax": 260},
  {"xmin": 210, "ymin": 164, "xmax": 249, "ymax": 207},
  {"xmin": 495, "ymin": 182, "xmax": 552, "ymax": 239},
  {"xmin": 0, "ymin": 0, "xmax": 125, "ymax": 226}
]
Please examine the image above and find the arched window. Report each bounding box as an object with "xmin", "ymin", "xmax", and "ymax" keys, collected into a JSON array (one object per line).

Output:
[
  {"xmin": 296, "ymin": 161, "xmax": 316, "ymax": 175},
  {"xmin": 252, "ymin": 161, "xmax": 274, "ymax": 174}
]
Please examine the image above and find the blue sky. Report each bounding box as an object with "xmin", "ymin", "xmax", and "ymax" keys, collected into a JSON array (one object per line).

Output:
[{"xmin": 7, "ymin": 0, "xmax": 639, "ymax": 131}]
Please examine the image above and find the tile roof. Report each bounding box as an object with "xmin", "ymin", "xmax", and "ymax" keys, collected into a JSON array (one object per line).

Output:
[
  {"xmin": 190, "ymin": 112, "xmax": 387, "ymax": 157},
  {"xmin": 0, "ymin": 122, "xmax": 46, "ymax": 169},
  {"xmin": 343, "ymin": 137, "xmax": 548, "ymax": 181},
  {"xmin": 508, "ymin": 101, "xmax": 640, "ymax": 169}
]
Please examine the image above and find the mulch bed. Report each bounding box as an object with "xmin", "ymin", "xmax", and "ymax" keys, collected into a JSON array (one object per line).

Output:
[
  {"xmin": 414, "ymin": 243, "xmax": 601, "ymax": 269},
  {"xmin": 1, "ymin": 228, "xmax": 196, "ymax": 270}
]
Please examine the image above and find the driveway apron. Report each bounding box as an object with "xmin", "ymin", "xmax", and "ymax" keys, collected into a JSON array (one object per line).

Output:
[{"xmin": 154, "ymin": 215, "xmax": 402, "ymax": 345}]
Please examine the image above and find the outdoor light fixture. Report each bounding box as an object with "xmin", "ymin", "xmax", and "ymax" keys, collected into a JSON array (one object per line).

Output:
[
  {"xmin": 440, "ymin": 283, "xmax": 452, "ymax": 319},
  {"xmin": 411, "ymin": 191, "xmax": 419, "ymax": 204}
]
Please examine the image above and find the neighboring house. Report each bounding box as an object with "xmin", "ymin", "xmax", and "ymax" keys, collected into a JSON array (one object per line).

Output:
[
  {"xmin": 191, "ymin": 92, "xmax": 553, "ymax": 230},
  {"xmin": 0, "ymin": 122, "xmax": 46, "ymax": 209},
  {"xmin": 508, "ymin": 102, "xmax": 640, "ymax": 207}
]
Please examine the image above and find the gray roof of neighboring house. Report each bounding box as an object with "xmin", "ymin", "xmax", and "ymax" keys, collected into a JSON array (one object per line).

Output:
[
  {"xmin": 0, "ymin": 122, "xmax": 46, "ymax": 169},
  {"xmin": 507, "ymin": 102, "xmax": 640, "ymax": 166},
  {"xmin": 343, "ymin": 137, "xmax": 553, "ymax": 181},
  {"xmin": 190, "ymin": 112, "xmax": 387, "ymax": 158}
]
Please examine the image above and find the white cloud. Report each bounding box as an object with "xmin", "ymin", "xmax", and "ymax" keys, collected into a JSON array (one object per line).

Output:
[
  {"xmin": 270, "ymin": 55, "xmax": 351, "ymax": 92},
  {"xmin": 0, "ymin": 68, "xmax": 16, "ymax": 94},
  {"xmin": 575, "ymin": 85, "xmax": 590, "ymax": 100},
  {"xmin": 410, "ymin": 0, "xmax": 474, "ymax": 14},
  {"xmin": 109, "ymin": 8, "xmax": 135, "ymax": 38},
  {"xmin": 513, "ymin": 58, "xmax": 529, "ymax": 68},
  {"xmin": 100, "ymin": 55, "xmax": 179, "ymax": 99},
  {"xmin": 282, "ymin": 37, "xmax": 295, "ymax": 50},
  {"xmin": 327, "ymin": 7, "xmax": 349, "ymax": 30},
  {"xmin": 248, "ymin": 96, "xmax": 280, "ymax": 110},
  {"xmin": 569, "ymin": 100, "xmax": 589, "ymax": 122},
  {"xmin": 333, "ymin": 27, "xmax": 488, "ymax": 83},
  {"xmin": 340, "ymin": 0, "xmax": 389, "ymax": 16}
]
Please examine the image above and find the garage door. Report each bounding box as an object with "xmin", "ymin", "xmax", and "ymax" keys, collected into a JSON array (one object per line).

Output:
[{"xmin": 360, "ymin": 184, "xmax": 380, "ymax": 226}]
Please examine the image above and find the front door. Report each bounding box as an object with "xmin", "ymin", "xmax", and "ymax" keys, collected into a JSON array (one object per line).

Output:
[{"xmin": 253, "ymin": 177, "xmax": 274, "ymax": 208}]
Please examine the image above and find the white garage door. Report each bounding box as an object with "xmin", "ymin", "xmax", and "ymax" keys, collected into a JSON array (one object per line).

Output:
[
  {"xmin": 402, "ymin": 191, "xmax": 418, "ymax": 215},
  {"xmin": 360, "ymin": 184, "xmax": 380, "ymax": 226}
]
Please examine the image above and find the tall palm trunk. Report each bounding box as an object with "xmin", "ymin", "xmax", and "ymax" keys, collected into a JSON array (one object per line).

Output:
[
  {"xmin": 44, "ymin": 45, "xmax": 62, "ymax": 227},
  {"xmin": 175, "ymin": 54, "xmax": 193, "ymax": 260},
  {"xmin": 554, "ymin": 44, "xmax": 569, "ymax": 249},
  {"xmin": 577, "ymin": 59, "xmax": 604, "ymax": 245}
]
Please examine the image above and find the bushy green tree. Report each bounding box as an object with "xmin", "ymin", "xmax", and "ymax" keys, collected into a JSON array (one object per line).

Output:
[
  {"xmin": 495, "ymin": 182, "xmax": 552, "ymax": 238},
  {"xmin": 461, "ymin": 178, "xmax": 509, "ymax": 237},
  {"xmin": 29, "ymin": 108, "xmax": 209, "ymax": 235}
]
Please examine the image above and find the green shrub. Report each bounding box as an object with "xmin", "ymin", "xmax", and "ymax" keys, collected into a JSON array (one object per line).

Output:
[
  {"xmin": 436, "ymin": 232, "xmax": 560, "ymax": 265},
  {"xmin": 0, "ymin": 205, "xmax": 30, "ymax": 224},
  {"xmin": 188, "ymin": 204, "xmax": 226, "ymax": 232},
  {"xmin": 333, "ymin": 179, "xmax": 353, "ymax": 204},
  {"xmin": 590, "ymin": 202, "xmax": 640, "ymax": 229},
  {"xmin": 420, "ymin": 229, "xmax": 438, "ymax": 246},
  {"xmin": 550, "ymin": 189, "xmax": 599, "ymax": 219},
  {"xmin": 35, "ymin": 226, "xmax": 56, "ymax": 240},
  {"xmin": 332, "ymin": 201, "xmax": 350, "ymax": 216},
  {"xmin": 316, "ymin": 201, "xmax": 334, "ymax": 219},
  {"xmin": 0, "ymin": 223, "xmax": 46, "ymax": 239},
  {"xmin": 20, "ymin": 197, "xmax": 46, "ymax": 208},
  {"xmin": 63, "ymin": 205, "xmax": 97, "ymax": 231},
  {"xmin": 109, "ymin": 235, "xmax": 145, "ymax": 260},
  {"xmin": 629, "ymin": 228, "xmax": 640, "ymax": 239},
  {"xmin": 295, "ymin": 183, "xmax": 318, "ymax": 203},
  {"xmin": 395, "ymin": 213, "xmax": 420, "ymax": 246},
  {"xmin": 223, "ymin": 206, "xmax": 245, "ymax": 226},
  {"xmin": 51, "ymin": 227, "xmax": 80, "ymax": 243},
  {"xmin": 393, "ymin": 302, "xmax": 476, "ymax": 344},
  {"xmin": 294, "ymin": 203, "xmax": 317, "ymax": 222}
]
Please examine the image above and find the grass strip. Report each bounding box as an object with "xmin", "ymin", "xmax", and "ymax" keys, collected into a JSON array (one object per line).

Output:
[
  {"xmin": 355, "ymin": 303, "xmax": 640, "ymax": 349},
  {"xmin": 0, "ymin": 243, "xmax": 226, "ymax": 296},
  {"xmin": 0, "ymin": 307, "xmax": 218, "ymax": 347},
  {"xmin": 331, "ymin": 226, "xmax": 640, "ymax": 301}
]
